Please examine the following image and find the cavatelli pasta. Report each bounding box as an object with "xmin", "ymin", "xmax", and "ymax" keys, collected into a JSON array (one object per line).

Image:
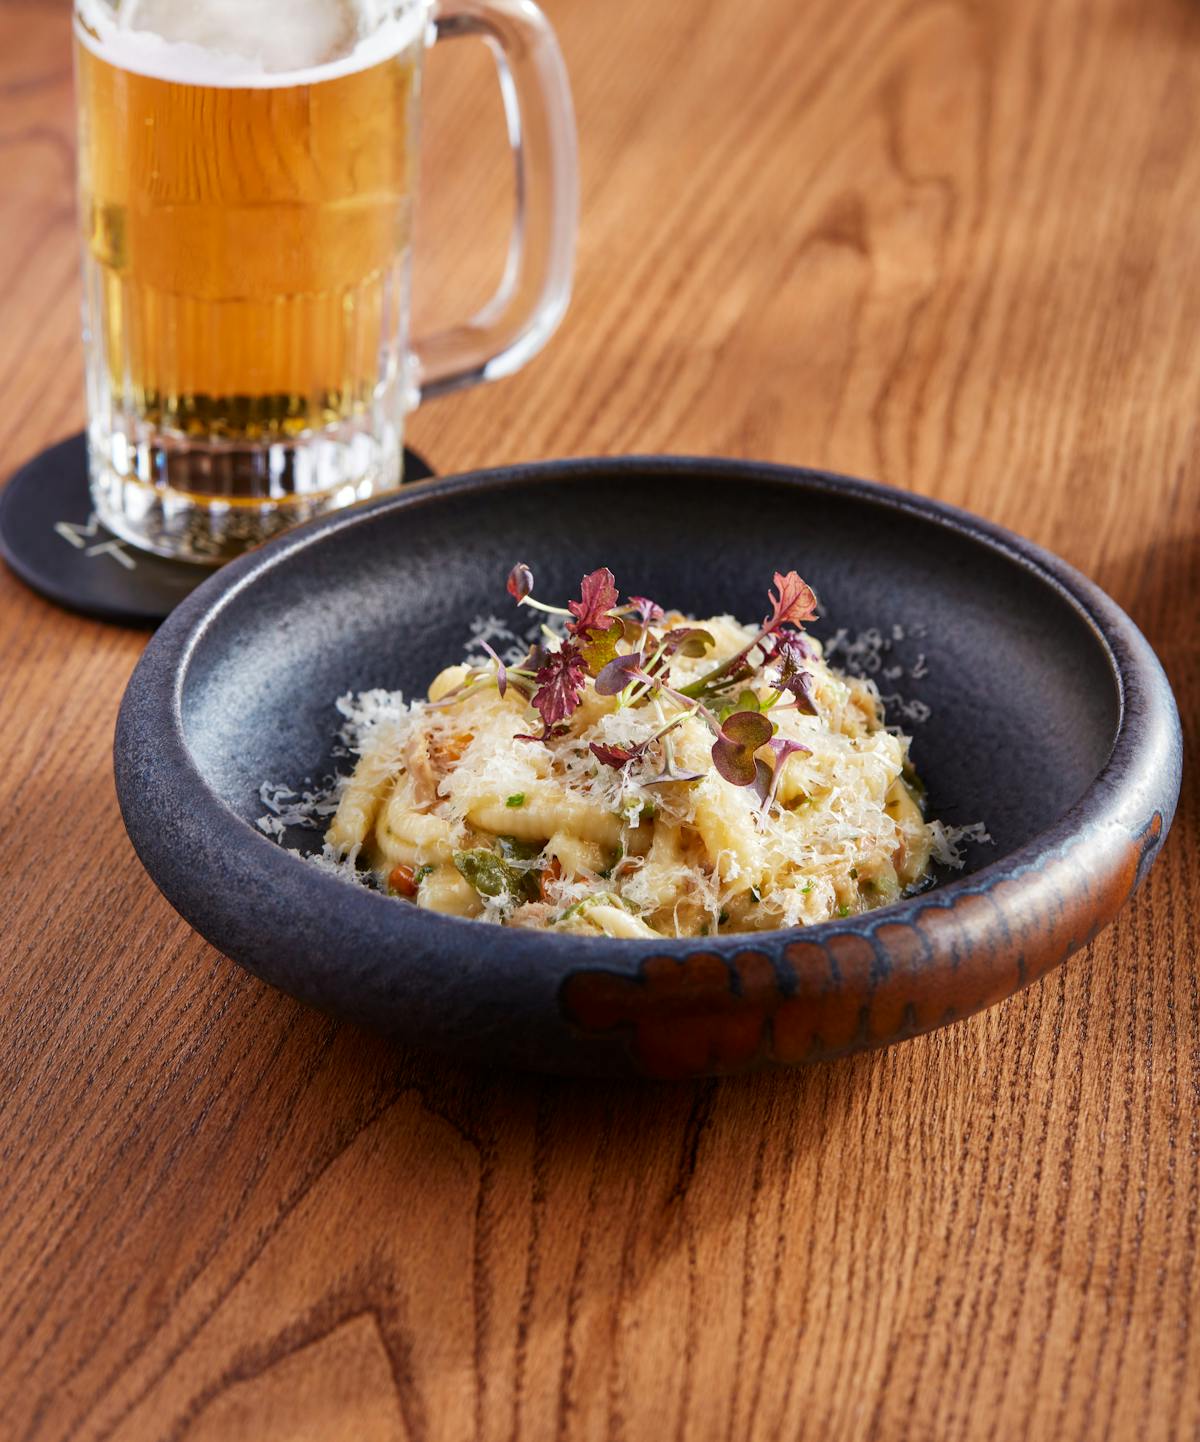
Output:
[{"xmin": 322, "ymin": 591, "xmax": 942, "ymax": 938}]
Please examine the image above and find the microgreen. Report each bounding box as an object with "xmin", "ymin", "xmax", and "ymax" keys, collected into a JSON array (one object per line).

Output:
[
  {"xmin": 642, "ymin": 767, "xmax": 705, "ymax": 787},
  {"xmin": 678, "ymin": 570, "xmax": 819, "ymax": 701},
  {"xmin": 579, "ymin": 618, "xmax": 624, "ymax": 677},
  {"xmin": 753, "ymin": 737, "xmax": 812, "ymax": 810},
  {"xmin": 595, "ymin": 652, "xmax": 648, "ymax": 696},
  {"xmin": 658, "ymin": 627, "xmax": 715, "ymax": 661},
  {"xmin": 506, "ymin": 563, "xmax": 534, "ymax": 603},
  {"xmin": 566, "ymin": 567, "xmax": 619, "ymax": 637},
  {"xmin": 718, "ymin": 689, "xmax": 764, "ymax": 723},
  {"xmin": 477, "ymin": 639, "xmax": 508, "ymax": 698},
  {"xmin": 589, "ymin": 710, "xmax": 690, "ymax": 772},
  {"xmin": 590, "ymin": 740, "xmax": 644, "ymax": 768},
  {"xmin": 769, "ymin": 633, "xmax": 817, "ymax": 714},
  {"xmin": 711, "ymin": 710, "xmax": 774, "ymax": 788},
  {"xmin": 467, "ymin": 563, "xmax": 821, "ymax": 799},
  {"xmin": 627, "ymin": 596, "xmax": 665, "ymax": 625},
  {"xmin": 771, "ymin": 632, "xmax": 815, "ymax": 670},
  {"xmin": 526, "ymin": 644, "xmax": 587, "ymax": 737},
  {"xmin": 765, "ymin": 571, "xmax": 818, "ymax": 631}
]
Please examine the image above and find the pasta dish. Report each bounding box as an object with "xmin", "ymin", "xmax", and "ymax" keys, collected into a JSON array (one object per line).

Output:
[{"xmin": 318, "ymin": 564, "xmax": 943, "ymax": 938}]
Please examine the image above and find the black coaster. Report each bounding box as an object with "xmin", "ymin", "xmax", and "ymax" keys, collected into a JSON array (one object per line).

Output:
[{"xmin": 0, "ymin": 433, "xmax": 435, "ymax": 627}]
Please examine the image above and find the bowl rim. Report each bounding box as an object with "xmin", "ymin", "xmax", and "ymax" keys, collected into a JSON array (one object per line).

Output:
[{"xmin": 115, "ymin": 455, "xmax": 1183, "ymax": 976}]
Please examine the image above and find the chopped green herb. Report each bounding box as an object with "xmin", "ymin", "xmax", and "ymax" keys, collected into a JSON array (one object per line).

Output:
[
  {"xmin": 414, "ymin": 864, "xmax": 435, "ymax": 886},
  {"xmin": 802, "ymin": 881, "xmax": 813, "ymax": 895},
  {"xmin": 718, "ymin": 909, "xmax": 730, "ymax": 926},
  {"xmin": 505, "ymin": 793, "xmax": 526, "ymax": 808},
  {"xmin": 837, "ymin": 904, "xmax": 852, "ymax": 918}
]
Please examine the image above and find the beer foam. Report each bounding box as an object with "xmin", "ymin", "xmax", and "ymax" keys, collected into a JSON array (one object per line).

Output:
[{"xmin": 76, "ymin": 0, "xmax": 425, "ymax": 88}]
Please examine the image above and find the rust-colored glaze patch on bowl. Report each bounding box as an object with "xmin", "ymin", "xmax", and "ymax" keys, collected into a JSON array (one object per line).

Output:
[
  {"xmin": 561, "ymin": 813, "xmax": 1167, "ymax": 1080},
  {"xmin": 114, "ymin": 458, "xmax": 1183, "ymax": 1077},
  {"xmin": 558, "ymin": 951, "xmax": 782, "ymax": 1079}
]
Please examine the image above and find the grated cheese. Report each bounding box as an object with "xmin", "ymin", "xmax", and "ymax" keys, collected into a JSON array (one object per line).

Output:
[{"xmin": 257, "ymin": 605, "xmax": 990, "ymax": 938}]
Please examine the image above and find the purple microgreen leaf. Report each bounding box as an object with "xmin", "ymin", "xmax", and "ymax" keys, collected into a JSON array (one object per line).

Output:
[
  {"xmin": 758, "ymin": 737, "xmax": 812, "ymax": 810},
  {"xmin": 590, "ymin": 707, "xmax": 693, "ymax": 772},
  {"xmin": 765, "ymin": 571, "xmax": 818, "ymax": 632},
  {"xmin": 627, "ymin": 595, "xmax": 665, "ymax": 625},
  {"xmin": 785, "ymin": 669, "xmax": 819, "ymax": 715},
  {"xmin": 643, "ymin": 766, "xmax": 705, "ymax": 787},
  {"xmin": 531, "ymin": 644, "xmax": 587, "ymax": 732},
  {"xmin": 722, "ymin": 710, "xmax": 775, "ymax": 748},
  {"xmin": 589, "ymin": 740, "xmax": 646, "ymax": 768},
  {"xmin": 566, "ymin": 567, "xmax": 619, "ymax": 637},
  {"xmin": 595, "ymin": 652, "xmax": 646, "ymax": 696},
  {"xmin": 477, "ymin": 640, "xmax": 508, "ymax": 698},
  {"xmin": 506, "ymin": 643, "xmax": 545, "ymax": 701},
  {"xmin": 769, "ymin": 632, "xmax": 815, "ymax": 669},
  {"xmin": 659, "ymin": 627, "xmax": 716, "ymax": 660},
  {"xmin": 769, "ymin": 737, "xmax": 811, "ymax": 767},
  {"xmin": 768, "ymin": 633, "xmax": 819, "ymax": 713},
  {"xmin": 506, "ymin": 562, "xmax": 534, "ymax": 603},
  {"xmin": 579, "ymin": 618, "xmax": 624, "ymax": 677},
  {"xmin": 516, "ymin": 723, "xmax": 569, "ymax": 744},
  {"xmin": 711, "ymin": 709, "xmax": 774, "ymax": 787},
  {"xmin": 751, "ymin": 757, "xmax": 775, "ymax": 806},
  {"xmin": 712, "ymin": 738, "xmax": 760, "ymax": 788}
]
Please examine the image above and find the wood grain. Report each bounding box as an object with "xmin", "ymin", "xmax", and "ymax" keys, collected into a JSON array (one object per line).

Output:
[{"xmin": 1, "ymin": 0, "xmax": 1197, "ymax": 1437}]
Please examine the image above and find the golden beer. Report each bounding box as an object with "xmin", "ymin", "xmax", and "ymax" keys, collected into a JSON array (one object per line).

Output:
[
  {"xmin": 72, "ymin": 0, "xmax": 580, "ymax": 563},
  {"xmin": 75, "ymin": 2, "xmax": 424, "ymax": 558}
]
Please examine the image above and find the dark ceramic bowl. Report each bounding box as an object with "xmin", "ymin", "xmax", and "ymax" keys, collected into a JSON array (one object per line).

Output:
[{"xmin": 114, "ymin": 458, "xmax": 1182, "ymax": 1079}]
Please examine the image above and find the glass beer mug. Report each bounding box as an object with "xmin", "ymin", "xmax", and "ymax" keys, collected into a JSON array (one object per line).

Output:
[{"xmin": 73, "ymin": 0, "xmax": 577, "ymax": 562}]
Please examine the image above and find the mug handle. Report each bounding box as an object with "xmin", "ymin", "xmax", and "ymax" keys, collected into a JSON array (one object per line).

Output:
[{"xmin": 411, "ymin": 0, "xmax": 579, "ymax": 402}]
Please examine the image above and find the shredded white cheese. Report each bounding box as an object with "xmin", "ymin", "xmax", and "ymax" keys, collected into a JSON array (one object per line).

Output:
[{"xmin": 257, "ymin": 608, "xmax": 990, "ymax": 937}]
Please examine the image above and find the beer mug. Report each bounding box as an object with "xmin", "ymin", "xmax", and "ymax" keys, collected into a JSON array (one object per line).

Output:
[{"xmin": 73, "ymin": 0, "xmax": 577, "ymax": 563}]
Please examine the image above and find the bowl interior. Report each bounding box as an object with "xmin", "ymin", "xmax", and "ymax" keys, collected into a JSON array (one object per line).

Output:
[{"xmin": 180, "ymin": 464, "xmax": 1120, "ymax": 885}]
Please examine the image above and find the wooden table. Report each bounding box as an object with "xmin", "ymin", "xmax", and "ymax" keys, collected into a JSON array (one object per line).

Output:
[{"xmin": 2, "ymin": 0, "xmax": 1197, "ymax": 1437}]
